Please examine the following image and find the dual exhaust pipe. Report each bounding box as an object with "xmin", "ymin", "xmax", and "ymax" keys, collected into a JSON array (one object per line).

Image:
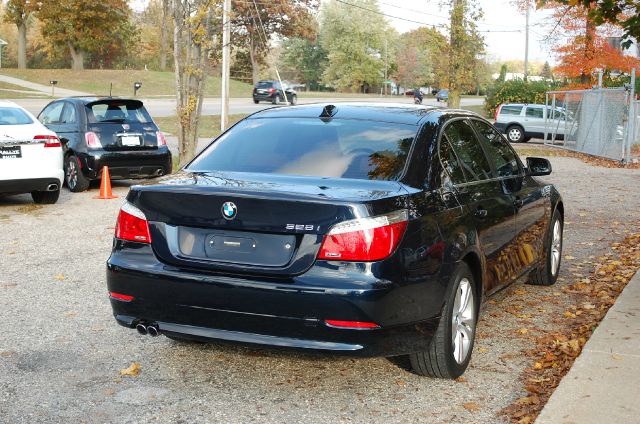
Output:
[{"xmin": 136, "ymin": 322, "xmax": 160, "ymax": 337}]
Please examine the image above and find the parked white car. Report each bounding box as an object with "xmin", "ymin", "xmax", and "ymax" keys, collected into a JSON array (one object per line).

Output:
[
  {"xmin": 0, "ymin": 101, "xmax": 63, "ymax": 204},
  {"xmin": 494, "ymin": 103, "xmax": 572, "ymax": 143}
]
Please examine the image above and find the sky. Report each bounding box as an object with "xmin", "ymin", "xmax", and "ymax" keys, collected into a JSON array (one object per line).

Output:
[{"xmin": 376, "ymin": 0, "xmax": 556, "ymax": 64}]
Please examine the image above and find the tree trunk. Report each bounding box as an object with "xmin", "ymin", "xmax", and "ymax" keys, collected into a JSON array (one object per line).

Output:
[
  {"xmin": 447, "ymin": 0, "xmax": 464, "ymax": 109},
  {"xmin": 17, "ymin": 22, "xmax": 27, "ymax": 69},
  {"xmin": 160, "ymin": 0, "xmax": 169, "ymax": 71},
  {"xmin": 68, "ymin": 44, "xmax": 84, "ymax": 70},
  {"xmin": 249, "ymin": 32, "xmax": 260, "ymax": 84},
  {"xmin": 581, "ymin": 11, "xmax": 596, "ymax": 85}
]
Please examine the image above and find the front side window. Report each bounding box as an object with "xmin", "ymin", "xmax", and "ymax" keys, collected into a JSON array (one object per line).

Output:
[
  {"xmin": 471, "ymin": 120, "xmax": 520, "ymax": 177},
  {"xmin": 188, "ymin": 118, "xmax": 417, "ymax": 181},
  {"xmin": 39, "ymin": 102, "xmax": 64, "ymax": 125},
  {"xmin": 0, "ymin": 107, "xmax": 34, "ymax": 125},
  {"xmin": 443, "ymin": 120, "xmax": 492, "ymax": 182}
]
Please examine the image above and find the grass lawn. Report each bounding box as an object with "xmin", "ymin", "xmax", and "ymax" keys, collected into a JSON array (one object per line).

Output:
[
  {"xmin": 461, "ymin": 104, "xmax": 489, "ymax": 118},
  {"xmin": 0, "ymin": 81, "xmax": 47, "ymax": 99},
  {"xmin": 0, "ymin": 69, "xmax": 253, "ymax": 98},
  {"xmin": 153, "ymin": 114, "xmax": 247, "ymax": 139}
]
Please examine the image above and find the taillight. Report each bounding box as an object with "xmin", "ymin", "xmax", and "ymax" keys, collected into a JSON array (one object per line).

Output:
[
  {"xmin": 110, "ymin": 292, "xmax": 134, "ymax": 302},
  {"xmin": 494, "ymin": 104, "xmax": 502, "ymax": 121},
  {"xmin": 318, "ymin": 210, "xmax": 408, "ymax": 261},
  {"xmin": 115, "ymin": 202, "xmax": 152, "ymax": 243},
  {"xmin": 34, "ymin": 134, "xmax": 61, "ymax": 148},
  {"xmin": 268, "ymin": 87, "xmax": 276, "ymax": 93},
  {"xmin": 156, "ymin": 131, "xmax": 167, "ymax": 146},
  {"xmin": 85, "ymin": 131, "xmax": 102, "ymax": 148}
]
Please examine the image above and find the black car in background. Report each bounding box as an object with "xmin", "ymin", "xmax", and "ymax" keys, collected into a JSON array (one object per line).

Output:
[
  {"xmin": 38, "ymin": 97, "xmax": 172, "ymax": 192},
  {"xmin": 252, "ymin": 80, "xmax": 297, "ymax": 105},
  {"xmin": 107, "ymin": 103, "xmax": 563, "ymax": 378}
]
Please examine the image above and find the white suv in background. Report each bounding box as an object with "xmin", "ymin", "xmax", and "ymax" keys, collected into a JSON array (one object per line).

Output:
[
  {"xmin": 0, "ymin": 101, "xmax": 63, "ymax": 204},
  {"xmin": 494, "ymin": 103, "xmax": 569, "ymax": 143}
]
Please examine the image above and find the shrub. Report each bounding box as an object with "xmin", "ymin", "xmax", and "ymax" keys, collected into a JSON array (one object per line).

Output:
[{"xmin": 485, "ymin": 79, "xmax": 551, "ymax": 117}]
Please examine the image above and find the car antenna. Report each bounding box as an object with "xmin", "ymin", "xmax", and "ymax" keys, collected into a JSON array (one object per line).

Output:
[{"xmin": 320, "ymin": 104, "xmax": 337, "ymax": 119}]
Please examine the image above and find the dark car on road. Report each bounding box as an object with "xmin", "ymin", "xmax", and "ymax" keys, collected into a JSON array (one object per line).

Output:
[
  {"xmin": 252, "ymin": 80, "xmax": 297, "ymax": 105},
  {"xmin": 107, "ymin": 103, "xmax": 564, "ymax": 378},
  {"xmin": 436, "ymin": 89, "xmax": 449, "ymax": 102},
  {"xmin": 38, "ymin": 97, "xmax": 172, "ymax": 192}
]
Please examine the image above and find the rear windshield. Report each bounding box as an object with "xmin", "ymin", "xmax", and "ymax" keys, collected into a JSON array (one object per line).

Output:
[
  {"xmin": 85, "ymin": 101, "xmax": 152, "ymax": 124},
  {"xmin": 187, "ymin": 118, "xmax": 417, "ymax": 181},
  {"xmin": 256, "ymin": 81, "xmax": 273, "ymax": 89},
  {"xmin": 499, "ymin": 105, "xmax": 523, "ymax": 115},
  {"xmin": 0, "ymin": 107, "xmax": 33, "ymax": 125}
]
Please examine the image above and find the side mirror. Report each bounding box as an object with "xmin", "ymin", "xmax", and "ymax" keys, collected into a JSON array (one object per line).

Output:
[{"xmin": 526, "ymin": 157, "xmax": 552, "ymax": 176}]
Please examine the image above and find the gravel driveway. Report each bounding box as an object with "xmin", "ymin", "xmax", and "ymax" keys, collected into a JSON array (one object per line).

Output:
[{"xmin": 1, "ymin": 150, "xmax": 639, "ymax": 423}]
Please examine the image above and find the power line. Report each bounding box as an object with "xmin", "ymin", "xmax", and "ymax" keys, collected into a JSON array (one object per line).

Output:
[{"xmin": 334, "ymin": 0, "xmax": 522, "ymax": 33}]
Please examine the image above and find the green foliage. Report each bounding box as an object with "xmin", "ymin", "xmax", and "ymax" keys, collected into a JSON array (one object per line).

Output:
[
  {"xmin": 319, "ymin": 0, "xmax": 392, "ymax": 92},
  {"xmin": 498, "ymin": 64, "xmax": 508, "ymax": 82},
  {"xmin": 279, "ymin": 37, "xmax": 328, "ymax": 90},
  {"xmin": 541, "ymin": 61, "xmax": 553, "ymax": 81},
  {"xmin": 485, "ymin": 79, "xmax": 551, "ymax": 116},
  {"xmin": 395, "ymin": 27, "xmax": 448, "ymax": 89}
]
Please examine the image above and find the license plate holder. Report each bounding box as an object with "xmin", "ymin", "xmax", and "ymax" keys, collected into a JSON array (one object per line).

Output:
[{"xmin": 120, "ymin": 135, "xmax": 141, "ymax": 146}]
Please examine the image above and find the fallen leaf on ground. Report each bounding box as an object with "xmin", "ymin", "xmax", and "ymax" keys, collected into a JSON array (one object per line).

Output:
[
  {"xmin": 120, "ymin": 362, "xmax": 141, "ymax": 377},
  {"xmin": 463, "ymin": 402, "xmax": 481, "ymax": 412},
  {"xmin": 517, "ymin": 328, "xmax": 529, "ymax": 335},
  {"xmin": 54, "ymin": 274, "xmax": 65, "ymax": 281}
]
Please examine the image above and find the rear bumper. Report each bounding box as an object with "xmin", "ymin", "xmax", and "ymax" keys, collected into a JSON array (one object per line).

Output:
[
  {"xmin": 252, "ymin": 93, "xmax": 276, "ymax": 102},
  {"xmin": 106, "ymin": 244, "xmax": 444, "ymax": 357},
  {"xmin": 79, "ymin": 147, "xmax": 172, "ymax": 180},
  {"xmin": 0, "ymin": 176, "xmax": 63, "ymax": 195}
]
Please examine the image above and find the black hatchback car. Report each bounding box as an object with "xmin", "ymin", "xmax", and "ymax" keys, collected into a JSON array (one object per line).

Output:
[
  {"xmin": 38, "ymin": 97, "xmax": 172, "ymax": 192},
  {"xmin": 107, "ymin": 103, "xmax": 563, "ymax": 378},
  {"xmin": 252, "ymin": 80, "xmax": 297, "ymax": 105}
]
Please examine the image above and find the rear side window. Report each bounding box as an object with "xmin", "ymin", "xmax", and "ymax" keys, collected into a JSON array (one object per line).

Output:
[
  {"xmin": 61, "ymin": 103, "xmax": 77, "ymax": 124},
  {"xmin": 499, "ymin": 105, "xmax": 523, "ymax": 116},
  {"xmin": 525, "ymin": 106, "xmax": 544, "ymax": 119},
  {"xmin": 0, "ymin": 107, "xmax": 34, "ymax": 125},
  {"xmin": 471, "ymin": 120, "xmax": 520, "ymax": 177},
  {"xmin": 86, "ymin": 101, "xmax": 152, "ymax": 124},
  {"xmin": 439, "ymin": 139, "xmax": 466, "ymax": 185},
  {"xmin": 443, "ymin": 120, "xmax": 492, "ymax": 182},
  {"xmin": 188, "ymin": 118, "xmax": 417, "ymax": 181}
]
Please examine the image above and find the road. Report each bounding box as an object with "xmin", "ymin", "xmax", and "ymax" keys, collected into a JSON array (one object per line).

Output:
[{"xmin": 12, "ymin": 96, "xmax": 484, "ymax": 117}]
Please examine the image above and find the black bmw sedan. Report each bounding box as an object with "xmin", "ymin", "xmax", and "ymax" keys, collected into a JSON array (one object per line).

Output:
[
  {"xmin": 38, "ymin": 97, "xmax": 172, "ymax": 192},
  {"xmin": 107, "ymin": 103, "xmax": 564, "ymax": 378}
]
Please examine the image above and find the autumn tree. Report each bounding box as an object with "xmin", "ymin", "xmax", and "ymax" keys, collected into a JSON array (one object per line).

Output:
[
  {"xmin": 279, "ymin": 37, "xmax": 328, "ymax": 90},
  {"xmin": 38, "ymin": 1, "xmax": 135, "ymax": 70},
  {"xmin": 172, "ymin": 0, "xmax": 216, "ymax": 166},
  {"xmin": 319, "ymin": 0, "xmax": 393, "ymax": 92},
  {"xmin": 395, "ymin": 27, "xmax": 448, "ymax": 90},
  {"xmin": 231, "ymin": 0, "xmax": 318, "ymax": 84},
  {"xmin": 447, "ymin": 0, "xmax": 485, "ymax": 108},
  {"xmin": 3, "ymin": 0, "xmax": 37, "ymax": 69}
]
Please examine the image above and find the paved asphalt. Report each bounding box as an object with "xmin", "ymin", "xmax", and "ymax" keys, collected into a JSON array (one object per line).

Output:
[{"xmin": 12, "ymin": 96, "xmax": 485, "ymax": 118}]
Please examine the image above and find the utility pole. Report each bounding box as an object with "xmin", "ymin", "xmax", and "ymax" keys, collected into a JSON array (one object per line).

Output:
[
  {"xmin": 220, "ymin": 0, "xmax": 231, "ymax": 132},
  {"xmin": 524, "ymin": 4, "xmax": 529, "ymax": 81}
]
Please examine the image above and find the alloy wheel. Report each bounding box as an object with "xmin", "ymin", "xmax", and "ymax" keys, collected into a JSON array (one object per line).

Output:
[
  {"xmin": 508, "ymin": 128, "xmax": 522, "ymax": 142},
  {"xmin": 550, "ymin": 219, "xmax": 562, "ymax": 276},
  {"xmin": 66, "ymin": 159, "xmax": 78, "ymax": 189},
  {"xmin": 451, "ymin": 278, "xmax": 475, "ymax": 364}
]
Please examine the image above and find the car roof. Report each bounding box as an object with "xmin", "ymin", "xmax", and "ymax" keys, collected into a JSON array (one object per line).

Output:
[
  {"xmin": 247, "ymin": 102, "xmax": 475, "ymax": 125},
  {"xmin": 0, "ymin": 100, "xmax": 21, "ymax": 108}
]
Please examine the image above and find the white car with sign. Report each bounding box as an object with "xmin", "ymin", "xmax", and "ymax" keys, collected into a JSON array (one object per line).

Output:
[{"xmin": 0, "ymin": 101, "xmax": 63, "ymax": 204}]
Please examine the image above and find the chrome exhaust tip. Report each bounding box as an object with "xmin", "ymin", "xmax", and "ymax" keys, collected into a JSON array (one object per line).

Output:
[
  {"xmin": 47, "ymin": 183, "xmax": 58, "ymax": 191},
  {"xmin": 136, "ymin": 323, "xmax": 148, "ymax": 335},
  {"xmin": 147, "ymin": 325, "xmax": 159, "ymax": 337}
]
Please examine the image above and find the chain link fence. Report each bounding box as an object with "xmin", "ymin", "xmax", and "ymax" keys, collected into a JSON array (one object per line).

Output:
[{"xmin": 544, "ymin": 86, "xmax": 636, "ymax": 162}]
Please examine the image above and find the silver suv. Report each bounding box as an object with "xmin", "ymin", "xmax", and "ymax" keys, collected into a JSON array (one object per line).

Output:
[{"xmin": 494, "ymin": 103, "xmax": 569, "ymax": 143}]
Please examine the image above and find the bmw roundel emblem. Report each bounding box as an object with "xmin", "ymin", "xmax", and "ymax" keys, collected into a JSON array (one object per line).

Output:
[{"xmin": 221, "ymin": 201, "xmax": 237, "ymax": 220}]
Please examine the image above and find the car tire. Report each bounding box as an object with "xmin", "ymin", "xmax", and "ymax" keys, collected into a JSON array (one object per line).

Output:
[
  {"xmin": 31, "ymin": 189, "xmax": 60, "ymax": 204},
  {"xmin": 253, "ymin": 99, "xmax": 259, "ymax": 104},
  {"xmin": 289, "ymin": 95, "xmax": 297, "ymax": 106},
  {"xmin": 272, "ymin": 94, "xmax": 280, "ymax": 105},
  {"xmin": 506, "ymin": 125, "xmax": 524, "ymax": 143},
  {"xmin": 65, "ymin": 155, "xmax": 90, "ymax": 193},
  {"xmin": 408, "ymin": 262, "xmax": 477, "ymax": 378},
  {"xmin": 528, "ymin": 209, "xmax": 563, "ymax": 286}
]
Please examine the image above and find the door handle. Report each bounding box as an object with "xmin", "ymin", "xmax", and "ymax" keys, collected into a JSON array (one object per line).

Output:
[{"xmin": 474, "ymin": 207, "xmax": 488, "ymax": 218}]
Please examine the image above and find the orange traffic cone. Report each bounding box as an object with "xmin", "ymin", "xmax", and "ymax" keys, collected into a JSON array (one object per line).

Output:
[{"xmin": 94, "ymin": 166, "xmax": 119, "ymax": 199}]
